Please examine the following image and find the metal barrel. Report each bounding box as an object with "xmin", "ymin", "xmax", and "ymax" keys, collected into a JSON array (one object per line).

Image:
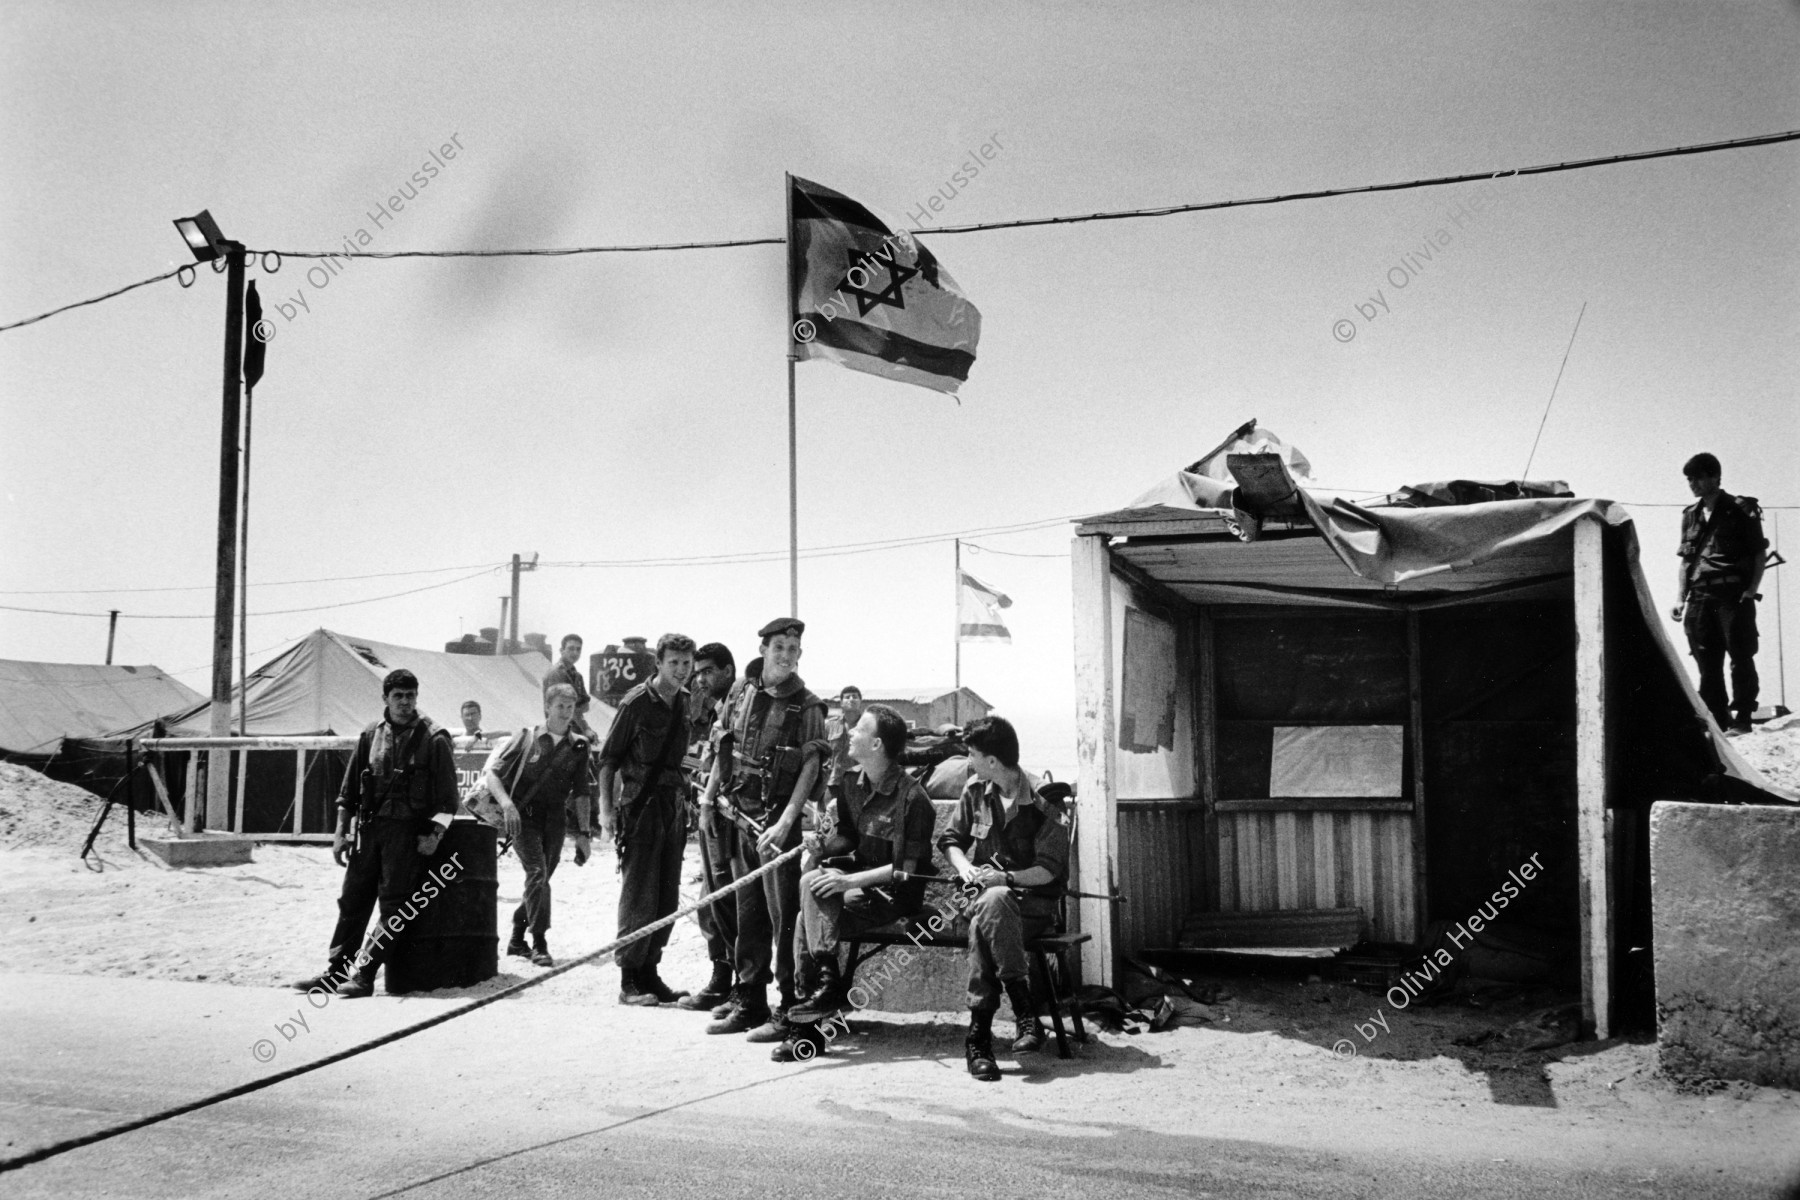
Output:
[{"xmin": 384, "ymin": 819, "xmax": 498, "ymax": 995}]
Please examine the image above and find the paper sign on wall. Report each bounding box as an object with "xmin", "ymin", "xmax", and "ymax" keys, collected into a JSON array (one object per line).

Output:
[{"xmin": 1269, "ymin": 725, "xmax": 1403, "ymax": 797}]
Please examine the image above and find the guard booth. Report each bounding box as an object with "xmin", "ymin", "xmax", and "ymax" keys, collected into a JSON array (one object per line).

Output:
[{"xmin": 1067, "ymin": 471, "xmax": 1777, "ymax": 1039}]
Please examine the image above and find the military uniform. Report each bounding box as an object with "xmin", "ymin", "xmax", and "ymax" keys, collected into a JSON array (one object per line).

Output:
[
  {"xmin": 1679, "ymin": 490, "xmax": 1767, "ymax": 728},
  {"xmin": 326, "ymin": 715, "xmax": 459, "ymax": 983},
  {"xmin": 599, "ymin": 679, "xmax": 692, "ymax": 982},
  {"xmin": 490, "ymin": 724, "xmax": 596, "ymax": 949},
  {"xmin": 686, "ymin": 682, "xmax": 737, "ymax": 977},
  {"xmin": 712, "ymin": 664, "xmax": 829, "ymax": 1010},
  {"xmin": 936, "ymin": 771, "xmax": 1071, "ymax": 1012},
  {"xmin": 795, "ymin": 760, "xmax": 936, "ymax": 959}
]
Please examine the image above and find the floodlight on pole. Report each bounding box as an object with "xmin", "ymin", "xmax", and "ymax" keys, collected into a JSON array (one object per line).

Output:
[
  {"xmin": 172, "ymin": 208, "xmax": 247, "ymax": 832},
  {"xmin": 173, "ymin": 209, "xmax": 229, "ymax": 263}
]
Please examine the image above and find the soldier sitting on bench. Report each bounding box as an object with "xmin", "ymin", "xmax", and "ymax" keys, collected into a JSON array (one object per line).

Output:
[
  {"xmin": 777, "ymin": 704, "xmax": 936, "ymax": 1060},
  {"xmin": 937, "ymin": 715, "xmax": 1071, "ymax": 1082}
]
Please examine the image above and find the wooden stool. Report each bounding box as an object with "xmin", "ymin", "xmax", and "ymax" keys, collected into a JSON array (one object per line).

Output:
[{"xmin": 1026, "ymin": 930, "xmax": 1092, "ymax": 1058}]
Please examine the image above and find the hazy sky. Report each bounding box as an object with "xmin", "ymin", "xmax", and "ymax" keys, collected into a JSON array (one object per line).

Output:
[{"xmin": 3, "ymin": 1, "xmax": 1796, "ymax": 772}]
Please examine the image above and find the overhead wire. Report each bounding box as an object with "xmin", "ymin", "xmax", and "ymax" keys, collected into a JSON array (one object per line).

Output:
[{"xmin": 5, "ymin": 129, "xmax": 1796, "ymax": 332}]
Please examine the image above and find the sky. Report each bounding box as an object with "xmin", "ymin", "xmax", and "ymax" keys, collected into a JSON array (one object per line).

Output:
[{"xmin": 2, "ymin": 1, "xmax": 1797, "ymax": 775}]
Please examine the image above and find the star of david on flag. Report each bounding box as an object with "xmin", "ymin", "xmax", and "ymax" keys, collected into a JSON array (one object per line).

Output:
[
  {"xmin": 788, "ymin": 175, "xmax": 981, "ymax": 395},
  {"xmin": 957, "ymin": 569, "xmax": 1012, "ymax": 643}
]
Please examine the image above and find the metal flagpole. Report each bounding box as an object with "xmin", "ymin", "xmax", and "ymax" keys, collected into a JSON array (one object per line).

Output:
[
  {"xmin": 953, "ymin": 539, "xmax": 962, "ymax": 725},
  {"xmin": 785, "ymin": 172, "xmax": 799, "ymax": 617}
]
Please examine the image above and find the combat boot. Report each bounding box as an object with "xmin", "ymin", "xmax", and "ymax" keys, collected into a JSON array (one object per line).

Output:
[
  {"xmin": 1004, "ymin": 978, "xmax": 1047, "ymax": 1053},
  {"xmin": 789, "ymin": 955, "xmax": 847, "ymax": 1024},
  {"xmin": 771, "ymin": 1025, "xmax": 827, "ymax": 1063},
  {"xmin": 965, "ymin": 1009, "xmax": 1001, "ymax": 1082},
  {"xmin": 619, "ymin": 968, "xmax": 660, "ymax": 1007},
  {"xmin": 640, "ymin": 970, "xmax": 689, "ymax": 1005},
  {"xmin": 335, "ymin": 964, "xmax": 377, "ymax": 1000},
  {"xmin": 676, "ymin": 960, "xmax": 733, "ymax": 1011},
  {"xmin": 505, "ymin": 925, "xmax": 530, "ymax": 959},
  {"xmin": 290, "ymin": 958, "xmax": 350, "ymax": 994},
  {"xmin": 706, "ymin": 987, "xmax": 771, "ymax": 1035}
]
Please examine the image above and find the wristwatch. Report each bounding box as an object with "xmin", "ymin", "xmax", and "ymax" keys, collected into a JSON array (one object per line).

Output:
[{"xmin": 1003, "ymin": 870, "xmax": 1015, "ymax": 888}]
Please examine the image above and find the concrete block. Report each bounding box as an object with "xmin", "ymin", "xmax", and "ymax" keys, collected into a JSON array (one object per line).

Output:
[
  {"xmin": 1651, "ymin": 801, "xmax": 1800, "ymax": 1087},
  {"xmin": 140, "ymin": 833, "xmax": 255, "ymax": 868}
]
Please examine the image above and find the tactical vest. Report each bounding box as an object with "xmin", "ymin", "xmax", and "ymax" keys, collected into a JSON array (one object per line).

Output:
[
  {"xmin": 723, "ymin": 679, "xmax": 824, "ymax": 815},
  {"xmin": 359, "ymin": 717, "xmax": 452, "ymax": 821}
]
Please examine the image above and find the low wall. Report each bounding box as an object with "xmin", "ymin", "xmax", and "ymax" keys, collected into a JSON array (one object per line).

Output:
[{"xmin": 1651, "ymin": 801, "xmax": 1800, "ymax": 1087}]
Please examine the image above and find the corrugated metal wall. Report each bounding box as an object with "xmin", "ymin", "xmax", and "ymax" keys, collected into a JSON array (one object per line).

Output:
[
  {"xmin": 1117, "ymin": 803, "xmax": 1205, "ymax": 950},
  {"xmin": 1215, "ymin": 809, "xmax": 1416, "ymax": 943}
]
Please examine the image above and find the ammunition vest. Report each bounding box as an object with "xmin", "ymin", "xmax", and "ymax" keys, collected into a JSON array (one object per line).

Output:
[
  {"xmin": 359, "ymin": 717, "xmax": 452, "ymax": 821},
  {"xmin": 723, "ymin": 678, "xmax": 824, "ymax": 814}
]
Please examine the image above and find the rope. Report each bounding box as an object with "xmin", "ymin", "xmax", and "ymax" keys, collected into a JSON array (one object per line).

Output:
[{"xmin": 0, "ymin": 841, "xmax": 804, "ymax": 1173}]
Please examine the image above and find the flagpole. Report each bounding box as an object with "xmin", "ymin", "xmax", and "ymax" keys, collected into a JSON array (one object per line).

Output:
[
  {"xmin": 785, "ymin": 171, "xmax": 799, "ymax": 617},
  {"xmin": 953, "ymin": 538, "xmax": 962, "ymax": 725}
]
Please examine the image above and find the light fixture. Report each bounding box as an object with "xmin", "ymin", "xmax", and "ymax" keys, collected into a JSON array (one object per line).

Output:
[{"xmin": 172, "ymin": 209, "xmax": 229, "ymax": 262}]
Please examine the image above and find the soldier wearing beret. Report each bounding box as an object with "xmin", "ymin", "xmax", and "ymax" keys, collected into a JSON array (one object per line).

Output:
[
  {"xmin": 697, "ymin": 617, "xmax": 830, "ymax": 1041},
  {"xmin": 292, "ymin": 668, "xmax": 459, "ymax": 999}
]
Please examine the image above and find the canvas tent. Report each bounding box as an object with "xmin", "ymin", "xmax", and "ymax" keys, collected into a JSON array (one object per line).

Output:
[
  {"xmin": 116, "ymin": 629, "xmax": 615, "ymax": 835},
  {"xmin": 1068, "ymin": 427, "xmax": 1789, "ymax": 1042},
  {"xmin": 0, "ymin": 660, "xmax": 204, "ymax": 800}
]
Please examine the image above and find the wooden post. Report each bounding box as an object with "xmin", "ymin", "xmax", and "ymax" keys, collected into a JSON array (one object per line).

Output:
[
  {"xmin": 1070, "ymin": 533, "xmax": 1118, "ymax": 986},
  {"xmin": 1196, "ymin": 608, "xmax": 1220, "ymax": 911},
  {"xmin": 293, "ymin": 749, "xmax": 306, "ymax": 835},
  {"xmin": 1407, "ymin": 610, "xmax": 1428, "ymax": 942},
  {"xmin": 207, "ymin": 244, "xmax": 247, "ymax": 833},
  {"xmin": 183, "ymin": 750, "xmax": 200, "ymax": 834},
  {"xmin": 1574, "ymin": 516, "xmax": 1612, "ymax": 1039},
  {"xmin": 232, "ymin": 747, "xmax": 246, "ymax": 833}
]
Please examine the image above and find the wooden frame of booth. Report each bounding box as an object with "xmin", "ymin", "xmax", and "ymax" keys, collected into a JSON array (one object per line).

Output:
[{"xmin": 1069, "ymin": 511, "xmax": 1620, "ymax": 1039}]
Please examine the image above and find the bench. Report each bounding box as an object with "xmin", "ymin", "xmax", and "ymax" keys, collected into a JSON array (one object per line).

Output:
[{"xmin": 837, "ymin": 895, "xmax": 1091, "ymax": 1058}]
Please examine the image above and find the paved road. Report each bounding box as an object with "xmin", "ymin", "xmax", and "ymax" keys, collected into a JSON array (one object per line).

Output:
[{"xmin": 2, "ymin": 973, "xmax": 1794, "ymax": 1199}]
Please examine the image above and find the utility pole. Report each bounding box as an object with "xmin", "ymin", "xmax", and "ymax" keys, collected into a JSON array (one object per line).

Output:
[
  {"xmin": 207, "ymin": 242, "xmax": 247, "ymax": 832},
  {"xmin": 496, "ymin": 597, "xmax": 510, "ymax": 655},
  {"xmin": 105, "ymin": 610, "xmax": 119, "ymax": 665}
]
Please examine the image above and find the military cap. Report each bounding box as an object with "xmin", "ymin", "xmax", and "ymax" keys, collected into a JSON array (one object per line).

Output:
[{"xmin": 758, "ymin": 616, "xmax": 806, "ymax": 640}]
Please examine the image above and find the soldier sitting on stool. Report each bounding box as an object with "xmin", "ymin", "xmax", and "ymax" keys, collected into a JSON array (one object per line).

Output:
[
  {"xmin": 776, "ymin": 703, "xmax": 936, "ymax": 1062},
  {"xmin": 937, "ymin": 715, "xmax": 1071, "ymax": 1081},
  {"xmin": 292, "ymin": 669, "xmax": 458, "ymax": 999}
]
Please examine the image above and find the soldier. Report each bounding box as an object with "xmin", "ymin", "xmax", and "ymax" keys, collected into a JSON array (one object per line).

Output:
[
  {"xmin": 937, "ymin": 715, "xmax": 1070, "ymax": 1081},
  {"xmin": 676, "ymin": 642, "xmax": 740, "ymax": 1012},
  {"xmin": 1672, "ymin": 452, "xmax": 1768, "ymax": 735},
  {"xmin": 488, "ymin": 683, "xmax": 597, "ymax": 968},
  {"xmin": 824, "ymin": 685, "xmax": 865, "ymax": 792},
  {"xmin": 698, "ymin": 618, "xmax": 830, "ymax": 1041},
  {"xmin": 458, "ymin": 700, "xmax": 486, "ymax": 742},
  {"xmin": 544, "ymin": 633, "xmax": 596, "ymax": 737},
  {"xmin": 599, "ymin": 633, "xmax": 697, "ymax": 1006},
  {"xmin": 291, "ymin": 669, "xmax": 458, "ymax": 999},
  {"xmin": 779, "ymin": 703, "xmax": 936, "ymax": 1061}
]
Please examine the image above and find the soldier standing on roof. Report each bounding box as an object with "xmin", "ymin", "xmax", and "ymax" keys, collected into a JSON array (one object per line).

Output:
[
  {"xmin": 698, "ymin": 617, "xmax": 830, "ymax": 1042},
  {"xmin": 1672, "ymin": 452, "xmax": 1768, "ymax": 735}
]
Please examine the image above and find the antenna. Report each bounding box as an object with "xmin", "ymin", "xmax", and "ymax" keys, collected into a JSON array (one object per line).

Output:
[{"xmin": 1522, "ymin": 303, "xmax": 1587, "ymax": 479}]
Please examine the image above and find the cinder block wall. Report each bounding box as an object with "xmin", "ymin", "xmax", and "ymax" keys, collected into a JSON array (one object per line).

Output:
[{"xmin": 1651, "ymin": 801, "xmax": 1800, "ymax": 1087}]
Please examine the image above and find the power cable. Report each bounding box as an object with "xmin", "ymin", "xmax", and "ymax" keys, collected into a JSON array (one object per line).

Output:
[
  {"xmin": 0, "ymin": 567, "xmax": 498, "ymax": 621},
  {"xmin": 5, "ymin": 129, "xmax": 1796, "ymax": 332},
  {"xmin": 0, "ymin": 562, "xmax": 505, "ymax": 597}
]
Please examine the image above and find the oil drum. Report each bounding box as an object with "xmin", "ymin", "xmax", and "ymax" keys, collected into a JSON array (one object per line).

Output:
[{"xmin": 384, "ymin": 818, "xmax": 498, "ymax": 994}]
